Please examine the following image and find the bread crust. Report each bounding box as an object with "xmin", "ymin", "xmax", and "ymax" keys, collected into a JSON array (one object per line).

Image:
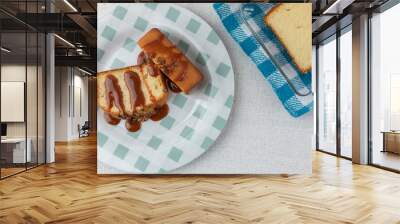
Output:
[{"xmin": 264, "ymin": 4, "xmax": 311, "ymax": 74}]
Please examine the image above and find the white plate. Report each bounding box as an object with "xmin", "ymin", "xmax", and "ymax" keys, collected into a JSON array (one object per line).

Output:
[{"xmin": 97, "ymin": 3, "xmax": 234, "ymax": 173}]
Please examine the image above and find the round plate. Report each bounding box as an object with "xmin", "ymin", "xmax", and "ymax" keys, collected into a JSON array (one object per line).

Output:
[{"xmin": 97, "ymin": 3, "xmax": 234, "ymax": 173}]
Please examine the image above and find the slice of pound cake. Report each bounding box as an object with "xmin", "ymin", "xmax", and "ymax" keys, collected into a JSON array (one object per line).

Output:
[
  {"xmin": 97, "ymin": 63, "xmax": 169, "ymax": 131},
  {"xmin": 137, "ymin": 28, "xmax": 203, "ymax": 93},
  {"xmin": 264, "ymin": 3, "xmax": 312, "ymax": 73}
]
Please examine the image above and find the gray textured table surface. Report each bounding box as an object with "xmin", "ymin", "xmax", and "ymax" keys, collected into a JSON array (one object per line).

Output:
[{"xmin": 99, "ymin": 3, "xmax": 313, "ymax": 174}]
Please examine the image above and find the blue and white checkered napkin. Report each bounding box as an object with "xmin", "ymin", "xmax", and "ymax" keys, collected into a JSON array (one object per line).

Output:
[{"xmin": 213, "ymin": 3, "xmax": 313, "ymax": 118}]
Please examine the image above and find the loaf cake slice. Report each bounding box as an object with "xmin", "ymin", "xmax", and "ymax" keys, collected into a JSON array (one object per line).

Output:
[
  {"xmin": 97, "ymin": 63, "xmax": 168, "ymax": 121},
  {"xmin": 137, "ymin": 28, "xmax": 203, "ymax": 93},
  {"xmin": 264, "ymin": 3, "xmax": 312, "ymax": 73}
]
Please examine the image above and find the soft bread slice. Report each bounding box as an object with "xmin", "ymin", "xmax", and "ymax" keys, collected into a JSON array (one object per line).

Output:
[
  {"xmin": 97, "ymin": 64, "xmax": 168, "ymax": 120},
  {"xmin": 264, "ymin": 3, "xmax": 312, "ymax": 73},
  {"xmin": 138, "ymin": 28, "xmax": 203, "ymax": 93}
]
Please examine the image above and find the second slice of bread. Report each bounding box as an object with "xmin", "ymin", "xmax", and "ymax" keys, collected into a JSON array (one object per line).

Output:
[
  {"xmin": 264, "ymin": 3, "xmax": 312, "ymax": 73},
  {"xmin": 138, "ymin": 28, "xmax": 203, "ymax": 93}
]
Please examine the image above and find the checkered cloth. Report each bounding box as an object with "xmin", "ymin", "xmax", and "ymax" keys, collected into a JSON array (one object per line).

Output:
[{"xmin": 213, "ymin": 3, "xmax": 313, "ymax": 117}]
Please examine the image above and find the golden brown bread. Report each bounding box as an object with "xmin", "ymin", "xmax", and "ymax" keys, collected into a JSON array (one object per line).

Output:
[
  {"xmin": 264, "ymin": 3, "xmax": 312, "ymax": 73},
  {"xmin": 97, "ymin": 63, "xmax": 168, "ymax": 122},
  {"xmin": 137, "ymin": 28, "xmax": 203, "ymax": 93}
]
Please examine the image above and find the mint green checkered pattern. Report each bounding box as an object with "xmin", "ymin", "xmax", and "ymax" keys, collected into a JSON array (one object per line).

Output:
[
  {"xmin": 196, "ymin": 53, "xmax": 207, "ymax": 66},
  {"xmin": 113, "ymin": 6, "xmax": 127, "ymax": 20},
  {"xmin": 166, "ymin": 7, "xmax": 180, "ymax": 22},
  {"xmin": 123, "ymin": 38, "xmax": 136, "ymax": 52},
  {"xmin": 177, "ymin": 40, "xmax": 189, "ymax": 53},
  {"xmin": 97, "ymin": 3, "xmax": 234, "ymax": 174},
  {"xmin": 186, "ymin": 18, "xmax": 201, "ymax": 33}
]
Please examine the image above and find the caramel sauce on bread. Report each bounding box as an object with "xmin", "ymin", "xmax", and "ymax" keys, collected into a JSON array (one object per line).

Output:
[
  {"xmin": 124, "ymin": 71, "xmax": 145, "ymax": 109},
  {"xmin": 139, "ymin": 51, "xmax": 182, "ymax": 93},
  {"xmin": 97, "ymin": 64, "xmax": 169, "ymax": 132},
  {"xmin": 125, "ymin": 118, "xmax": 141, "ymax": 132},
  {"xmin": 150, "ymin": 104, "xmax": 169, "ymax": 121},
  {"xmin": 98, "ymin": 28, "xmax": 206, "ymax": 132},
  {"xmin": 105, "ymin": 74, "xmax": 125, "ymax": 116},
  {"xmin": 104, "ymin": 112, "xmax": 121, "ymax": 125},
  {"xmin": 166, "ymin": 78, "xmax": 181, "ymax": 93},
  {"xmin": 138, "ymin": 28, "xmax": 203, "ymax": 93}
]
